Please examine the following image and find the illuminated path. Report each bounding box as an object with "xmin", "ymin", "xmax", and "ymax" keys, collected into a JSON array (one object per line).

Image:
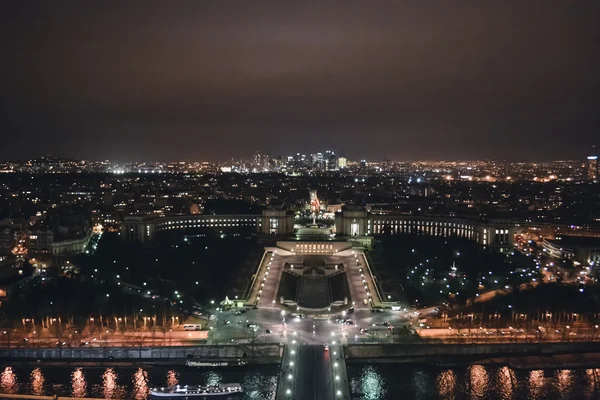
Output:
[{"xmin": 276, "ymin": 344, "xmax": 350, "ymax": 400}]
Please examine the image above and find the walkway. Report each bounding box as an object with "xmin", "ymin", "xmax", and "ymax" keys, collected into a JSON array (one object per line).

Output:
[{"xmin": 276, "ymin": 344, "xmax": 348, "ymax": 400}]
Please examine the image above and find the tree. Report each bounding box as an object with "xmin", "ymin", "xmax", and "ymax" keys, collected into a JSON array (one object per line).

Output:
[
  {"xmin": 23, "ymin": 320, "xmax": 34, "ymax": 342},
  {"xmin": 149, "ymin": 325, "xmax": 157, "ymax": 345},
  {"xmin": 158, "ymin": 318, "xmax": 171, "ymax": 346},
  {"xmin": 134, "ymin": 328, "xmax": 146, "ymax": 358},
  {"xmin": 87, "ymin": 319, "xmax": 98, "ymax": 341},
  {"xmin": 117, "ymin": 319, "xmax": 127, "ymax": 346},
  {"xmin": 3, "ymin": 325, "xmax": 15, "ymax": 347},
  {"xmin": 50, "ymin": 320, "xmax": 65, "ymax": 345},
  {"xmin": 246, "ymin": 328, "xmax": 260, "ymax": 359}
]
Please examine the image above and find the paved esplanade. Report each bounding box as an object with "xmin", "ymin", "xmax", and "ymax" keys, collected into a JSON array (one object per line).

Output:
[{"xmin": 276, "ymin": 344, "xmax": 349, "ymax": 400}]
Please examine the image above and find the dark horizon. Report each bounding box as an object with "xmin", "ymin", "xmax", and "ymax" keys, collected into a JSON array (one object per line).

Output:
[{"xmin": 1, "ymin": 1, "xmax": 599, "ymax": 162}]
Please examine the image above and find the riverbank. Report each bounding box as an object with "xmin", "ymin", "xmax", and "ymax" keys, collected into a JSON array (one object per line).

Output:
[
  {"xmin": 345, "ymin": 342, "xmax": 600, "ymax": 370},
  {"xmin": 346, "ymin": 341, "xmax": 600, "ymax": 358},
  {"xmin": 0, "ymin": 344, "xmax": 282, "ymax": 364}
]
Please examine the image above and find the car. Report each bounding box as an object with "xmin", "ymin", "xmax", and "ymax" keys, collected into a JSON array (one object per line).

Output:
[
  {"xmin": 382, "ymin": 321, "xmax": 391, "ymax": 327},
  {"xmin": 347, "ymin": 307, "xmax": 355, "ymax": 314},
  {"xmin": 22, "ymin": 338, "xmax": 29, "ymax": 343},
  {"xmin": 265, "ymin": 329, "xmax": 271, "ymax": 334},
  {"xmin": 344, "ymin": 319, "xmax": 354, "ymax": 325},
  {"xmin": 225, "ymin": 320, "xmax": 231, "ymax": 325},
  {"xmin": 324, "ymin": 345, "xmax": 329, "ymax": 351},
  {"xmin": 56, "ymin": 341, "xmax": 67, "ymax": 347},
  {"xmin": 360, "ymin": 328, "xmax": 368, "ymax": 334},
  {"xmin": 80, "ymin": 341, "xmax": 90, "ymax": 346}
]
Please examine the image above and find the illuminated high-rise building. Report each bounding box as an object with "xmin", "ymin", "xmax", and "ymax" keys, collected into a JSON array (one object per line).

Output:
[
  {"xmin": 338, "ymin": 156, "xmax": 348, "ymax": 169},
  {"xmin": 586, "ymin": 155, "xmax": 598, "ymax": 182},
  {"xmin": 325, "ymin": 150, "xmax": 337, "ymax": 171}
]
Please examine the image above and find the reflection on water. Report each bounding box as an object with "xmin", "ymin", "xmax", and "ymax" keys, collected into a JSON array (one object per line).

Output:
[
  {"xmin": 3, "ymin": 363, "xmax": 600, "ymax": 400},
  {"xmin": 349, "ymin": 364, "xmax": 600, "ymax": 400},
  {"xmin": 166, "ymin": 369, "xmax": 178, "ymax": 387},
  {"xmin": 101, "ymin": 368, "xmax": 127, "ymax": 399},
  {"xmin": 242, "ymin": 370, "xmax": 278, "ymax": 399},
  {"xmin": 132, "ymin": 368, "xmax": 149, "ymax": 400},
  {"xmin": 348, "ymin": 365, "xmax": 386, "ymax": 400},
  {"xmin": 102, "ymin": 368, "xmax": 117, "ymax": 399},
  {"xmin": 0, "ymin": 364, "xmax": 279, "ymax": 399},
  {"xmin": 30, "ymin": 368, "xmax": 45, "ymax": 396},
  {"xmin": 1, "ymin": 367, "xmax": 18, "ymax": 394},
  {"xmin": 469, "ymin": 364, "xmax": 488, "ymax": 399},
  {"xmin": 584, "ymin": 369, "xmax": 598, "ymax": 399},
  {"xmin": 497, "ymin": 366, "xmax": 515, "ymax": 399},
  {"xmin": 436, "ymin": 369, "xmax": 455, "ymax": 399},
  {"xmin": 71, "ymin": 367, "xmax": 87, "ymax": 398},
  {"xmin": 556, "ymin": 369, "xmax": 572, "ymax": 394},
  {"xmin": 205, "ymin": 371, "xmax": 223, "ymax": 386},
  {"xmin": 412, "ymin": 369, "xmax": 433, "ymax": 399},
  {"xmin": 528, "ymin": 369, "xmax": 544, "ymax": 398}
]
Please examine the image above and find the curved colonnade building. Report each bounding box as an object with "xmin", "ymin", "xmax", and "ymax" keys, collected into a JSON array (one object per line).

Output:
[
  {"xmin": 121, "ymin": 206, "xmax": 518, "ymax": 250},
  {"xmin": 334, "ymin": 206, "xmax": 514, "ymax": 249},
  {"xmin": 120, "ymin": 205, "xmax": 600, "ymax": 255},
  {"xmin": 120, "ymin": 208, "xmax": 294, "ymax": 242}
]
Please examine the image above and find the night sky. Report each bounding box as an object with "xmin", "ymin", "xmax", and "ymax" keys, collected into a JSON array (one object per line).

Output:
[{"xmin": 1, "ymin": 1, "xmax": 599, "ymax": 162}]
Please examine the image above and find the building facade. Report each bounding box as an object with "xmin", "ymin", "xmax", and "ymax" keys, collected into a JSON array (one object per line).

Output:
[
  {"xmin": 542, "ymin": 236, "xmax": 600, "ymax": 265},
  {"xmin": 28, "ymin": 229, "xmax": 92, "ymax": 255},
  {"xmin": 121, "ymin": 208, "xmax": 294, "ymax": 242},
  {"xmin": 334, "ymin": 206, "xmax": 516, "ymax": 248},
  {"xmin": 587, "ymin": 156, "xmax": 599, "ymax": 182}
]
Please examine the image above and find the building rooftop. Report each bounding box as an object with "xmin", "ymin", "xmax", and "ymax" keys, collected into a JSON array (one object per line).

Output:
[{"xmin": 548, "ymin": 235, "xmax": 600, "ymax": 248}]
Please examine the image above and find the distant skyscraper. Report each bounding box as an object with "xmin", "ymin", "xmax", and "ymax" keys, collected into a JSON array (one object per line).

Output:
[
  {"xmin": 338, "ymin": 156, "xmax": 348, "ymax": 169},
  {"xmin": 312, "ymin": 152, "xmax": 324, "ymax": 170},
  {"xmin": 325, "ymin": 150, "xmax": 337, "ymax": 171},
  {"xmin": 586, "ymin": 155, "xmax": 598, "ymax": 182}
]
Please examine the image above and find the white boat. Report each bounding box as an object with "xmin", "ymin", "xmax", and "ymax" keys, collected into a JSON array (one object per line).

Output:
[
  {"xmin": 150, "ymin": 383, "xmax": 243, "ymax": 397},
  {"xmin": 185, "ymin": 360, "xmax": 246, "ymax": 367}
]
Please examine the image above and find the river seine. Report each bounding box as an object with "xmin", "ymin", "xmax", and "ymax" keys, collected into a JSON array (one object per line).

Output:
[
  {"xmin": 1, "ymin": 363, "xmax": 600, "ymax": 399},
  {"xmin": 348, "ymin": 364, "xmax": 600, "ymax": 399}
]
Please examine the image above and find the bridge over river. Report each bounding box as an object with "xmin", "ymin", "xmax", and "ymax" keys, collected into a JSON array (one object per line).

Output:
[{"xmin": 276, "ymin": 343, "xmax": 350, "ymax": 400}]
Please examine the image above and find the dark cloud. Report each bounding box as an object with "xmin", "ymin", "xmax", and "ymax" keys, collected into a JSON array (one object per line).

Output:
[{"xmin": 1, "ymin": 1, "xmax": 599, "ymax": 161}]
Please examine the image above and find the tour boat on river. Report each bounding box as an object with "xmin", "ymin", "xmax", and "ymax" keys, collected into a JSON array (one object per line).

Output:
[
  {"xmin": 185, "ymin": 359, "xmax": 247, "ymax": 367},
  {"xmin": 150, "ymin": 383, "xmax": 243, "ymax": 397}
]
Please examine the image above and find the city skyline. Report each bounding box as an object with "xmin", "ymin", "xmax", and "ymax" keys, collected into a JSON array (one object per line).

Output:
[
  {"xmin": 0, "ymin": 147, "xmax": 599, "ymax": 165},
  {"xmin": 2, "ymin": 1, "xmax": 599, "ymax": 162}
]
